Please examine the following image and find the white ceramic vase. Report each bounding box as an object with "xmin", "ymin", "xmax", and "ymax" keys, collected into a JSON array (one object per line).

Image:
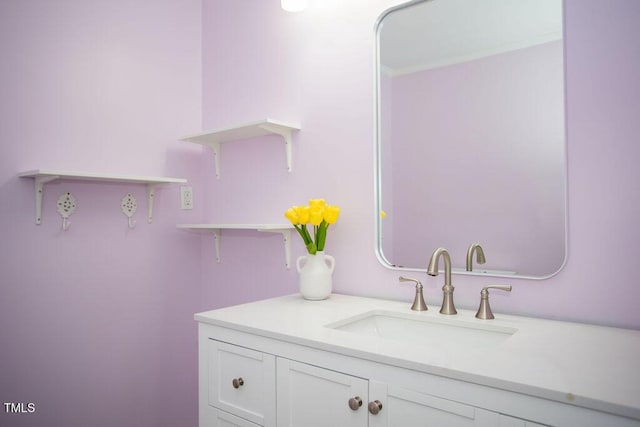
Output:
[{"xmin": 296, "ymin": 251, "xmax": 335, "ymax": 300}]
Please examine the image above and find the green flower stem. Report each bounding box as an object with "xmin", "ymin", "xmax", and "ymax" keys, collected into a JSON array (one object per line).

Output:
[
  {"xmin": 292, "ymin": 222, "xmax": 330, "ymax": 255},
  {"xmin": 317, "ymin": 221, "xmax": 328, "ymax": 251},
  {"xmin": 303, "ymin": 225, "xmax": 317, "ymax": 254},
  {"xmin": 295, "ymin": 224, "xmax": 317, "ymax": 255},
  {"xmin": 293, "ymin": 225, "xmax": 309, "ymax": 245}
]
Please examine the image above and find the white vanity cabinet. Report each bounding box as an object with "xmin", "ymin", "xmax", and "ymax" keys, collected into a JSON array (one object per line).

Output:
[
  {"xmin": 196, "ymin": 294, "xmax": 640, "ymax": 427},
  {"xmin": 201, "ymin": 332, "xmax": 550, "ymax": 427}
]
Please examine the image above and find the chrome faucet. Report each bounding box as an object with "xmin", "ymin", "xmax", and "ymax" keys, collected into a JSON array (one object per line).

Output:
[
  {"xmin": 466, "ymin": 243, "xmax": 486, "ymax": 272},
  {"xmin": 427, "ymin": 247, "xmax": 457, "ymax": 315}
]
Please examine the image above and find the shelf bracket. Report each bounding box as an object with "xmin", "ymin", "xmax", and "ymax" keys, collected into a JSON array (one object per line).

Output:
[
  {"xmin": 212, "ymin": 229, "xmax": 221, "ymax": 262},
  {"xmin": 211, "ymin": 142, "xmax": 221, "ymax": 179},
  {"xmin": 259, "ymin": 228, "xmax": 292, "ymax": 269},
  {"xmin": 33, "ymin": 175, "xmax": 59, "ymax": 224},
  {"xmin": 259, "ymin": 123, "xmax": 294, "ymax": 173},
  {"xmin": 146, "ymin": 184, "xmax": 158, "ymax": 224}
]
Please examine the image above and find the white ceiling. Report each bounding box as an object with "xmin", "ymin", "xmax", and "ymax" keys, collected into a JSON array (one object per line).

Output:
[{"xmin": 379, "ymin": 0, "xmax": 563, "ymax": 76}]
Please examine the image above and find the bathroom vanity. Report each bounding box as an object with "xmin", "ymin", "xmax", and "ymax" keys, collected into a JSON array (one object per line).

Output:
[{"xmin": 195, "ymin": 294, "xmax": 640, "ymax": 426}]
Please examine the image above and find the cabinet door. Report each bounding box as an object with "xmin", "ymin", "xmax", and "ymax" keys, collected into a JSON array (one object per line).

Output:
[
  {"xmin": 277, "ymin": 358, "xmax": 369, "ymax": 427},
  {"xmin": 207, "ymin": 340, "xmax": 276, "ymax": 426},
  {"xmin": 369, "ymin": 381, "xmax": 501, "ymax": 427}
]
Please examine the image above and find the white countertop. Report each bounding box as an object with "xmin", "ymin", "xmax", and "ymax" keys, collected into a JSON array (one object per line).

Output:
[{"xmin": 195, "ymin": 293, "xmax": 640, "ymax": 420}]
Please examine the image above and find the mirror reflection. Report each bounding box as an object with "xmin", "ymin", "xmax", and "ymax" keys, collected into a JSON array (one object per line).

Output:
[{"xmin": 375, "ymin": 0, "xmax": 566, "ymax": 278}]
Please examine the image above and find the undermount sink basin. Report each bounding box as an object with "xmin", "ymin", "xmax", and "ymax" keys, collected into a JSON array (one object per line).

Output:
[{"xmin": 327, "ymin": 310, "xmax": 517, "ymax": 348}]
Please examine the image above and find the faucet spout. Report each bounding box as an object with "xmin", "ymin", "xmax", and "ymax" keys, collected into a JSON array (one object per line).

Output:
[
  {"xmin": 427, "ymin": 247, "xmax": 457, "ymax": 315},
  {"xmin": 466, "ymin": 243, "xmax": 486, "ymax": 272}
]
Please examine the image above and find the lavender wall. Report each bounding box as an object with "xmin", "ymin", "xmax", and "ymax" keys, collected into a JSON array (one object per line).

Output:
[
  {"xmin": 201, "ymin": 0, "xmax": 640, "ymax": 330},
  {"xmin": 1, "ymin": 0, "xmax": 637, "ymax": 425},
  {"xmin": 0, "ymin": 1, "xmax": 203, "ymax": 426}
]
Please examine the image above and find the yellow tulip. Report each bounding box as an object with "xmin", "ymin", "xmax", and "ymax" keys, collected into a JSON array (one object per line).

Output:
[
  {"xmin": 380, "ymin": 210, "xmax": 387, "ymax": 219},
  {"xmin": 309, "ymin": 207, "xmax": 324, "ymax": 226},
  {"xmin": 284, "ymin": 207, "xmax": 300, "ymax": 225},
  {"xmin": 309, "ymin": 198, "xmax": 326, "ymax": 209},
  {"xmin": 323, "ymin": 205, "xmax": 340, "ymax": 224},
  {"xmin": 294, "ymin": 205, "xmax": 311, "ymax": 224}
]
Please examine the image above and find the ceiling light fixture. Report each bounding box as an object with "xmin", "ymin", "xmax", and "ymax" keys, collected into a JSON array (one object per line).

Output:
[{"xmin": 281, "ymin": 0, "xmax": 307, "ymax": 12}]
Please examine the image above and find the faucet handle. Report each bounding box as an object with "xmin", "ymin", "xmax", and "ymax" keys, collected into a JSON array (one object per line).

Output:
[
  {"xmin": 484, "ymin": 285, "xmax": 512, "ymax": 293},
  {"xmin": 475, "ymin": 285, "xmax": 512, "ymax": 320},
  {"xmin": 399, "ymin": 276, "xmax": 428, "ymax": 311},
  {"xmin": 399, "ymin": 276, "xmax": 420, "ymax": 286}
]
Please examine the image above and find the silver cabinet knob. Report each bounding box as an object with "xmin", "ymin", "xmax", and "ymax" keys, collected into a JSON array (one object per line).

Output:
[
  {"xmin": 368, "ymin": 400, "xmax": 383, "ymax": 415},
  {"xmin": 348, "ymin": 396, "xmax": 363, "ymax": 411},
  {"xmin": 232, "ymin": 377, "xmax": 244, "ymax": 389}
]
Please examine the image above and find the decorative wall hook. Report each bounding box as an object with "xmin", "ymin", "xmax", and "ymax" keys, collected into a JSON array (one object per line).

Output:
[
  {"xmin": 121, "ymin": 193, "xmax": 138, "ymax": 229},
  {"xmin": 56, "ymin": 192, "xmax": 76, "ymax": 231}
]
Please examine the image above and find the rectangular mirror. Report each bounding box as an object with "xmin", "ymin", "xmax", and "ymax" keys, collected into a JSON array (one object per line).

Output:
[{"xmin": 374, "ymin": 0, "xmax": 567, "ymax": 278}]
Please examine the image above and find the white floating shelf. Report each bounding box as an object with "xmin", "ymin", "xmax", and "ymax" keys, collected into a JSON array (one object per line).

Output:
[
  {"xmin": 180, "ymin": 119, "xmax": 301, "ymax": 179},
  {"xmin": 177, "ymin": 223, "xmax": 294, "ymax": 269},
  {"xmin": 19, "ymin": 169, "xmax": 187, "ymax": 225}
]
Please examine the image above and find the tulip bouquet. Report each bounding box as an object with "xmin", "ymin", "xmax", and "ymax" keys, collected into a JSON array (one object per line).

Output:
[{"xmin": 284, "ymin": 199, "xmax": 340, "ymax": 255}]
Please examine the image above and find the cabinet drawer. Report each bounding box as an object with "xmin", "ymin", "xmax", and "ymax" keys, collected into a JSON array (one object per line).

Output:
[
  {"xmin": 207, "ymin": 406, "xmax": 262, "ymax": 427},
  {"xmin": 207, "ymin": 340, "xmax": 276, "ymax": 426},
  {"xmin": 369, "ymin": 382, "xmax": 503, "ymax": 426}
]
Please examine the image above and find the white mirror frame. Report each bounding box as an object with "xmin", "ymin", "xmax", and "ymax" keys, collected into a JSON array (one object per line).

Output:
[{"xmin": 373, "ymin": 0, "xmax": 569, "ymax": 280}]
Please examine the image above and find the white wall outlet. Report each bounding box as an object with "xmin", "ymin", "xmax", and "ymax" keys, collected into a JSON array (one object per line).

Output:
[{"xmin": 180, "ymin": 186, "xmax": 193, "ymax": 210}]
